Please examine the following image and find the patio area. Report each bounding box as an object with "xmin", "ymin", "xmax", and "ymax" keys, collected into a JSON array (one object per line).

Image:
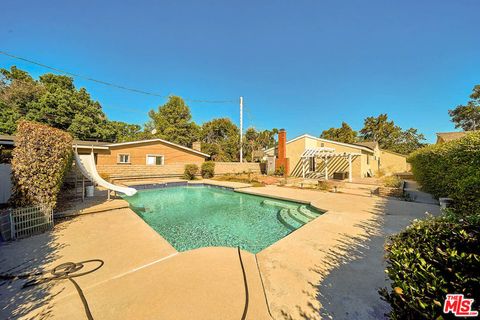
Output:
[{"xmin": 0, "ymin": 180, "xmax": 441, "ymax": 320}]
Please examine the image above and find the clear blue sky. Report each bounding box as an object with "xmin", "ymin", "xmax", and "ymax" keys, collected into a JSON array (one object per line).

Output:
[{"xmin": 1, "ymin": 0, "xmax": 479, "ymax": 143}]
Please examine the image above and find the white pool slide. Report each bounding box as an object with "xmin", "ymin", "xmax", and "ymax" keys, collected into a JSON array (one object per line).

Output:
[{"xmin": 74, "ymin": 151, "xmax": 137, "ymax": 196}]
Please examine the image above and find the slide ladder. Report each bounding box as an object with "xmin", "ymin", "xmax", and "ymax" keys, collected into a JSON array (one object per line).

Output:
[{"xmin": 74, "ymin": 151, "xmax": 137, "ymax": 197}]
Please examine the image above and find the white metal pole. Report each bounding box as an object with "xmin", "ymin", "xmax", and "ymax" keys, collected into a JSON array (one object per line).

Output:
[{"xmin": 239, "ymin": 96, "xmax": 243, "ymax": 163}]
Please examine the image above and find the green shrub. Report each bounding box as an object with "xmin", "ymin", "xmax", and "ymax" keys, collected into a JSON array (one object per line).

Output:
[
  {"xmin": 380, "ymin": 211, "xmax": 480, "ymax": 319},
  {"xmin": 408, "ymin": 131, "xmax": 480, "ymax": 215},
  {"xmin": 274, "ymin": 165, "xmax": 285, "ymax": 176},
  {"xmin": 317, "ymin": 181, "xmax": 332, "ymax": 191},
  {"xmin": 0, "ymin": 147, "xmax": 13, "ymax": 164},
  {"xmin": 11, "ymin": 121, "xmax": 73, "ymax": 209},
  {"xmin": 382, "ymin": 175, "xmax": 403, "ymax": 188},
  {"xmin": 201, "ymin": 161, "xmax": 215, "ymax": 178},
  {"xmin": 183, "ymin": 164, "xmax": 199, "ymax": 180}
]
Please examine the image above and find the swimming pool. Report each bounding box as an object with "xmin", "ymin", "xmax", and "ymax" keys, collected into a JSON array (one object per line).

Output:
[{"xmin": 124, "ymin": 185, "xmax": 323, "ymax": 253}]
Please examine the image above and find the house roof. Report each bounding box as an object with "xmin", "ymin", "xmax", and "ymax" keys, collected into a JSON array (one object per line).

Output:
[
  {"xmin": 353, "ymin": 141, "xmax": 378, "ymax": 150},
  {"xmin": 436, "ymin": 131, "xmax": 469, "ymax": 143},
  {"xmin": 73, "ymin": 140, "xmax": 110, "ymax": 150},
  {"xmin": 106, "ymin": 139, "xmax": 210, "ymax": 158},
  {"xmin": 380, "ymin": 149, "xmax": 408, "ymax": 158},
  {"xmin": 1, "ymin": 134, "xmax": 210, "ymax": 157},
  {"xmin": 265, "ymin": 134, "xmax": 374, "ymax": 154},
  {"xmin": 0, "ymin": 134, "xmax": 15, "ymax": 145}
]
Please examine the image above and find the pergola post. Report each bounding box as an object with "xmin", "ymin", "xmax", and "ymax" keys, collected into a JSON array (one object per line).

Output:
[
  {"xmin": 324, "ymin": 156, "xmax": 329, "ymax": 180},
  {"xmin": 348, "ymin": 154, "xmax": 352, "ymax": 182},
  {"xmin": 302, "ymin": 157, "xmax": 306, "ymax": 178}
]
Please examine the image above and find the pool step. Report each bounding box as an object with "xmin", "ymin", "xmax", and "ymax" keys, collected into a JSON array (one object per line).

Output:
[
  {"xmin": 277, "ymin": 208, "xmax": 303, "ymax": 230},
  {"xmin": 288, "ymin": 208, "xmax": 311, "ymax": 225},
  {"xmin": 262, "ymin": 199, "xmax": 299, "ymax": 210},
  {"xmin": 298, "ymin": 205, "xmax": 321, "ymax": 219},
  {"xmin": 131, "ymin": 204, "xmax": 146, "ymax": 212}
]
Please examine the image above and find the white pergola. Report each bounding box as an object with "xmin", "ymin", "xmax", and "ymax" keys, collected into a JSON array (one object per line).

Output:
[{"xmin": 300, "ymin": 147, "xmax": 361, "ymax": 182}]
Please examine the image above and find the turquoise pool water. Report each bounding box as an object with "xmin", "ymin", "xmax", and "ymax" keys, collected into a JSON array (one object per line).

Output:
[{"xmin": 124, "ymin": 185, "xmax": 322, "ymax": 253}]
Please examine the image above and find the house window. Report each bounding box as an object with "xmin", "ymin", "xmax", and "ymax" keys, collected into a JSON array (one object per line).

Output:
[
  {"xmin": 146, "ymin": 155, "xmax": 164, "ymax": 166},
  {"xmin": 367, "ymin": 155, "xmax": 370, "ymax": 165},
  {"xmin": 118, "ymin": 154, "xmax": 130, "ymax": 164}
]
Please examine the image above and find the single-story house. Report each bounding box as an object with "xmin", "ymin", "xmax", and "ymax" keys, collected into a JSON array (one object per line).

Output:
[
  {"xmin": 436, "ymin": 131, "xmax": 470, "ymax": 144},
  {"xmin": 264, "ymin": 130, "xmax": 408, "ymax": 180},
  {"xmin": 0, "ymin": 135, "xmax": 210, "ymax": 179}
]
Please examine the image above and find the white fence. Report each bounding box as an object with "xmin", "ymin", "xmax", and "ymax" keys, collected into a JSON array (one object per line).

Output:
[{"xmin": 9, "ymin": 205, "xmax": 54, "ymax": 240}]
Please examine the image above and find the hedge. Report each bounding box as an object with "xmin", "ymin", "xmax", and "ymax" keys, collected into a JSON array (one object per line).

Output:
[
  {"xmin": 380, "ymin": 211, "xmax": 480, "ymax": 319},
  {"xmin": 183, "ymin": 164, "xmax": 199, "ymax": 180},
  {"xmin": 201, "ymin": 161, "xmax": 215, "ymax": 178},
  {"xmin": 10, "ymin": 121, "xmax": 73, "ymax": 209},
  {"xmin": 408, "ymin": 131, "xmax": 480, "ymax": 215}
]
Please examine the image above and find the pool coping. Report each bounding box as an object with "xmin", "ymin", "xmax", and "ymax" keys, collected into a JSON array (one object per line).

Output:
[
  {"xmin": 126, "ymin": 180, "xmax": 328, "ymax": 213},
  {"xmin": 234, "ymin": 189, "xmax": 328, "ymax": 213},
  {"xmin": 124, "ymin": 181, "xmax": 329, "ymax": 255}
]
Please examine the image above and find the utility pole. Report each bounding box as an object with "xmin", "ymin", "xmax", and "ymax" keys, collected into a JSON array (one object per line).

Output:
[{"xmin": 239, "ymin": 96, "xmax": 243, "ymax": 163}]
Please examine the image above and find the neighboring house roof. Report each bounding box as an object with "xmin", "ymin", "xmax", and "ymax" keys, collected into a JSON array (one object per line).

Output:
[
  {"xmin": 73, "ymin": 140, "xmax": 110, "ymax": 150},
  {"xmin": 436, "ymin": 131, "xmax": 469, "ymax": 143},
  {"xmin": 353, "ymin": 141, "xmax": 378, "ymax": 150},
  {"xmin": 0, "ymin": 135, "xmax": 210, "ymax": 157},
  {"xmin": 0, "ymin": 134, "xmax": 15, "ymax": 145},
  {"xmin": 380, "ymin": 149, "xmax": 408, "ymax": 158},
  {"xmin": 106, "ymin": 139, "xmax": 210, "ymax": 158},
  {"xmin": 265, "ymin": 134, "xmax": 374, "ymax": 154}
]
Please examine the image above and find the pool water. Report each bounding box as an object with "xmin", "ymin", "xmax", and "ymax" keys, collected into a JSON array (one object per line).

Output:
[{"xmin": 124, "ymin": 185, "xmax": 322, "ymax": 253}]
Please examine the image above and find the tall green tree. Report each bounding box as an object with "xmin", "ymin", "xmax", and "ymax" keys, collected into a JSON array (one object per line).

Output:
[
  {"xmin": 106, "ymin": 121, "xmax": 143, "ymax": 142},
  {"xmin": 244, "ymin": 127, "xmax": 258, "ymax": 162},
  {"xmin": 0, "ymin": 66, "xmax": 136, "ymax": 142},
  {"xmin": 200, "ymin": 118, "xmax": 239, "ymax": 161},
  {"xmin": 147, "ymin": 96, "xmax": 200, "ymax": 147},
  {"xmin": 257, "ymin": 128, "xmax": 278, "ymax": 149},
  {"xmin": 0, "ymin": 67, "xmax": 44, "ymax": 134},
  {"xmin": 360, "ymin": 114, "xmax": 425, "ymax": 154},
  {"xmin": 242, "ymin": 127, "xmax": 278, "ymax": 161},
  {"xmin": 360, "ymin": 114, "xmax": 401, "ymax": 149},
  {"xmin": 388, "ymin": 128, "xmax": 426, "ymax": 155},
  {"xmin": 448, "ymin": 85, "xmax": 480, "ymax": 131},
  {"xmin": 320, "ymin": 122, "xmax": 357, "ymax": 143}
]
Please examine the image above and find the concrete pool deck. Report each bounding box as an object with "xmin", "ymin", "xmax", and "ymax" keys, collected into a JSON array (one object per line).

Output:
[
  {"xmin": 0, "ymin": 208, "xmax": 270, "ymax": 319},
  {"xmin": 239, "ymin": 185, "xmax": 441, "ymax": 319},
  {"xmin": 0, "ymin": 181, "xmax": 441, "ymax": 319}
]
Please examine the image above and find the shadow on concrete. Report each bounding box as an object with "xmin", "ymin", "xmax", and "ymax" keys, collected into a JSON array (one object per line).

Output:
[
  {"xmin": 0, "ymin": 219, "xmax": 75, "ymax": 319},
  {"xmin": 313, "ymin": 199, "xmax": 439, "ymax": 320},
  {"xmin": 274, "ymin": 197, "xmax": 440, "ymax": 320}
]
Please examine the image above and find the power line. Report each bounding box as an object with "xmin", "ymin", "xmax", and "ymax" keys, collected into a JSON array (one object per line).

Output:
[{"xmin": 0, "ymin": 50, "xmax": 236, "ymax": 104}]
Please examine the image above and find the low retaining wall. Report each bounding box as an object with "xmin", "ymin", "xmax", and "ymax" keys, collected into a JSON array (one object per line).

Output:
[
  {"xmin": 374, "ymin": 186, "xmax": 404, "ymax": 198},
  {"xmin": 214, "ymin": 162, "xmax": 261, "ymax": 175},
  {"xmin": 94, "ymin": 162, "xmax": 262, "ymax": 180}
]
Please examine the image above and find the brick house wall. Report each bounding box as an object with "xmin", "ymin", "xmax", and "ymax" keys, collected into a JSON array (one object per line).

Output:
[
  {"xmin": 96, "ymin": 140, "xmax": 206, "ymax": 166},
  {"xmin": 96, "ymin": 162, "xmax": 262, "ymax": 179}
]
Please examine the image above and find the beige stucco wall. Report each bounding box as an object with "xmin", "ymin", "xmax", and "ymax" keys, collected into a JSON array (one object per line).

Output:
[
  {"xmin": 309, "ymin": 139, "xmax": 365, "ymax": 178},
  {"xmin": 266, "ymin": 135, "xmax": 411, "ymax": 178},
  {"xmin": 286, "ymin": 138, "xmax": 307, "ymax": 176},
  {"xmin": 379, "ymin": 150, "xmax": 408, "ymax": 174},
  {"xmin": 285, "ymin": 136, "xmax": 372, "ymax": 178}
]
